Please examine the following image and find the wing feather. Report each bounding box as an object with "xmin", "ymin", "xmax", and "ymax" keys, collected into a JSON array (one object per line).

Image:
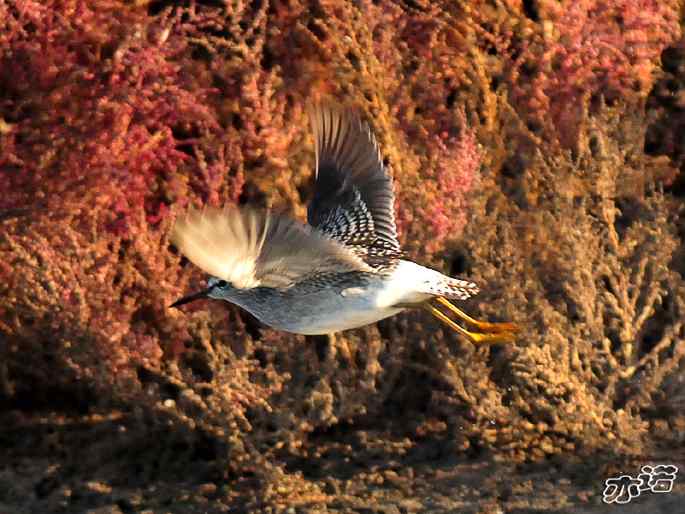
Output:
[
  {"xmin": 308, "ymin": 104, "xmax": 401, "ymax": 257},
  {"xmin": 171, "ymin": 206, "xmax": 371, "ymax": 289}
]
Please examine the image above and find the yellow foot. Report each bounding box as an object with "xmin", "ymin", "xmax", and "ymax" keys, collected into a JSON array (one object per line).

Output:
[
  {"xmin": 436, "ymin": 297, "xmax": 519, "ymax": 334},
  {"xmin": 422, "ymin": 302, "xmax": 518, "ymax": 345}
]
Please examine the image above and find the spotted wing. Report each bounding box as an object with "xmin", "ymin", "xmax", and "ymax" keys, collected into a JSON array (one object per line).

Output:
[
  {"xmin": 308, "ymin": 105, "xmax": 401, "ymax": 264},
  {"xmin": 171, "ymin": 206, "xmax": 372, "ymax": 289}
]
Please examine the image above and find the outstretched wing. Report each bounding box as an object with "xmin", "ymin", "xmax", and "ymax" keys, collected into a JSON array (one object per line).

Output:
[
  {"xmin": 308, "ymin": 104, "xmax": 401, "ymax": 264},
  {"xmin": 171, "ymin": 206, "xmax": 371, "ymax": 289}
]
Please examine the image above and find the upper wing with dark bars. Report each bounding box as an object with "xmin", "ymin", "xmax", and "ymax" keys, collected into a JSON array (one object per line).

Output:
[{"xmin": 307, "ymin": 105, "xmax": 401, "ymax": 263}]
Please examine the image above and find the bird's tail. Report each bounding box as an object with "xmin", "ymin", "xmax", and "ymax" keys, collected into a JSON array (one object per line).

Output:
[
  {"xmin": 392, "ymin": 261, "xmax": 480, "ymax": 303},
  {"xmin": 425, "ymin": 276, "xmax": 480, "ymax": 301}
]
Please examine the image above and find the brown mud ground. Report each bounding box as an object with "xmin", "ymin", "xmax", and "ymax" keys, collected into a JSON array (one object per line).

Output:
[{"xmin": 1, "ymin": 408, "xmax": 684, "ymax": 513}]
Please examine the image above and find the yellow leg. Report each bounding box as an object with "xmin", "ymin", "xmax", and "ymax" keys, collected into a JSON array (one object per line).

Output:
[
  {"xmin": 436, "ymin": 297, "xmax": 519, "ymax": 334},
  {"xmin": 422, "ymin": 304, "xmax": 517, "ymax": 345}
]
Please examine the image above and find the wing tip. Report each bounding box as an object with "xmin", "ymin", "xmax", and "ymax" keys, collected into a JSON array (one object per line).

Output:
[
  {"xmin": 308, "ymin": 100, "xmax": 383, "ymax": 175},
  {"xmin": 308, "ymin": 101, "xmax": 367, "ymax": 134}
]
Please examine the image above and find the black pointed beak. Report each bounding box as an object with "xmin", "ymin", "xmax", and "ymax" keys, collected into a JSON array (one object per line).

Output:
[{"xmin": 170, "ymin": 287, "xmax": 213, "ymax": 308}]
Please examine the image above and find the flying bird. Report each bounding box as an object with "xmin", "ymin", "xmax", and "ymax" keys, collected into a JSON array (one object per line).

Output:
[{"xmin": 170, "ymin": 105, "xmax": 517, "ymax": 343}]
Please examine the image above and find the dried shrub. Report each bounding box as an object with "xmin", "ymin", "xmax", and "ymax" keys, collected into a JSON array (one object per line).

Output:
[
  {"xmin": 441, "ymin": 103, "xmax": 685, "ymax": 460},
  {"xmin": 0, "ymin": 206, "xmax": 296, "ymax": 500},
  {"xmin": 645, "ymin": 35, "xmax": 685, "ymax": 194}
]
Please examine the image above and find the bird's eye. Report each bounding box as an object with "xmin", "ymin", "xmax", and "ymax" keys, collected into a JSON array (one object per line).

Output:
[{"xmin": 216, "ymin": 280, "xmax": 228, "ymax": 288}]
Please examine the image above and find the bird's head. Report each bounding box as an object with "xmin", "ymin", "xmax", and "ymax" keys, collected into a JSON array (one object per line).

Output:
[{"xmin": 170, "ymin": 276, "xmax": 235, "ymax": 308}]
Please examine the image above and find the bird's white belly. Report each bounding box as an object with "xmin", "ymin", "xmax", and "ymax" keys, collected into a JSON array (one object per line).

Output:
[
  {"xmin": 277, "ymin": 262, "xmax": 435, "ymax": 335},
  {"xmin": 291, "ymin": 304, "xmax": 406, "ymax": 335}
]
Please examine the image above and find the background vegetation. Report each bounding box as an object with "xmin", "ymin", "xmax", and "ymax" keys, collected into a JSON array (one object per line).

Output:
[{"xmin": 1, "ymin": 0, "xmax": 684, "ymax": 512}]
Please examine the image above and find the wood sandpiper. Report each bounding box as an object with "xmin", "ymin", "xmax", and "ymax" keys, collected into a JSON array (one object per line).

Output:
[{"xmin": 170, "ymin": 104, "xmax": 517, "ymax": 344}]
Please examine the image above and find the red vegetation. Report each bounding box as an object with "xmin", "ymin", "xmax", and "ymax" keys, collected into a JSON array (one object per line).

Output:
[
  {"xmin": 0, "ymin": 1, "xmax": 242, "ymax": 238},
  {"xmin": 505, "ymin": 0, "xmax": 680, "ymax": 147}
]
